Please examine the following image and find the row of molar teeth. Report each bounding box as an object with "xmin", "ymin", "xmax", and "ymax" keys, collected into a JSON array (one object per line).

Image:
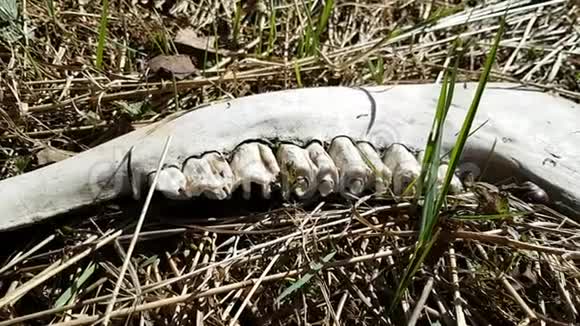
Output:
[{"xmin": 147, "ymin": 138, "xmax": 464, "ymax": 201}]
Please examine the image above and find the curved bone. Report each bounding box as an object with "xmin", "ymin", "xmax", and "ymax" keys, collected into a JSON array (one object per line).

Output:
[
  {"xmin": 306, "ymin": 142, "xmax": 339, "ymax": 197},
  {"xmin": 182, "ymin": 152, "xmax": 234, "ymax": 200},
  {"xmin": 356, "ymin": 142, "xmax": 392, "ymax": 194},
  {"xmin": 383, "ymin": 144, "xmax": 421, "ymax": 195},
  {"xmin": 276, "ymin": 144, "xmax": 317, "ymax": 199},
  {"xmin": 1, "ymin": 83, "xmax": 579, "ymax": 231},
  {"xmin": 230, "ymin": 142, "xmax": 280, "ymax": 199},
  {"xmin": 148, "ymin": 167, "xmax": 188, "ymax": 200},
  {"xmin": 328, "ymin": 137, "xmax": 372, "ymax": 196}
]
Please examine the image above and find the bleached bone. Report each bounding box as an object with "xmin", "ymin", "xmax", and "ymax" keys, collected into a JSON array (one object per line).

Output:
[
  {"xmin": 356, "ymin": 142, "xmax": 392, "ymax": 194},
  {"xmin": 182, "ymin": 152, "xmax": 234, "ymax": 200},
  {"xmin": 383, "ymin": 144, "xmax": 422, "ymax": 195},
  {"xmin": 306, "ymin": 142, "xmax": 339, "ymax": 197},
  {"xmin": 229, "ymin": 142, "xmax": 280, "ymax": 199},
  {"xmin": 328, "ymin": 137, "xmax": 372, "ymax": 196},
  {"xmin": 1, "ymin": 83, "xmax": 579, "ymax": 232},
  {"xmin": 148, "ymin": 167, "xmax": 188, "ymax": 200},
  {"xmin": 276, "ymin": 144, "xmax": 317, "ymax": 199}
]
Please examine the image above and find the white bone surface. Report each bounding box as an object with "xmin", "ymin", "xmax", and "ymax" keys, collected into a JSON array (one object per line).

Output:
[
  {"xmin": 182, "ymin": 153, "xmax": 234, "ymax": 200},
  {"xmin": 306, "ymin": 142, "xmax": 340, "ymax": 197},
  {"xmin": 229, "ymin": 143, "xmax": 280, "ymax": 199},
  {"xmin": 437, "ymin": 164, "xmax": 464, "ymax": 194},
  {"xmin": 383, "ymin": 144, "xmax": 422, "ymax": 195},
  {"xmin": 1, "ymin": 83, "xmax": 579, "ymax": 231},
  {"xmin": 148, "ymin": 167, "xmax": 187, "ymax": 200},
  {"xmin": 276, "ymin": 144, "xmax": 317, "ymax": 199},
  {"xmin": 356, "ymin": 142, "xmax": 392, "ymax": 194},
  {"xmin": 328, "ymin": 137, "xmax": 372, "ymax": 196}
]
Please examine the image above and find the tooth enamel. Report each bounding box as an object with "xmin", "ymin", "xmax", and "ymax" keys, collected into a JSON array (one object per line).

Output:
[
  {"xmin": 276, "ymin": 144, "xmax": 317, "ymax": 199},
  {"xmin": 148, "ymin": 167, "xmax": 188, "ymax": 200},
  {"xmin": 230, "ymin": 142, "xmax": 280, "ymax": 199},
  {"xmin": 416, "ymin": 151, "xmax": 465, "ymax": 194},
  {"xmin": 383, "ymin": 144, "xmax": 421, "ymax": 195},
  {"xmin": 182, "ymin": 152, "xmax": 234, "ymax": 200},
  {"xmin": 147, "ymin": 142, "xmax": 466, "ymax": 202},
  {"xmin": 356, "ymin": 142, "xmax": 393, "ymax": 194},
  {"xmin": 437, "ymin": 163, "xmax": 464, "ymax": 194},
  {"xmin": 328, "ymin": 137, "xmax": 372, "ymax": 196},
  {"xmin": 306, "ymin": 142, "xmax": 339, "ymax": 197}
]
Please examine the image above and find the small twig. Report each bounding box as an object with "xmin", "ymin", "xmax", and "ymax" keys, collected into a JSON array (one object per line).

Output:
[
  {"xmin": 500, "ymin": 276, "xmax": 537, "ymax": 320},
  {"xmin": 0, "ymin": 234, "xmax": 56, "ymax": 275},
  {"xmin": 448, "ymin": 245, "xmax": 466, "ymax": 326},
  {"xmin": 408, "ymin": 276, "xmax": 434, "ymax": 326},
  {"xmin": 0, "ymin": 231, "xmax": 120, "ymax": 308},
  {"xmin": 454, "ymin": 230, "xmax": 580, "ymax": 258},
  {"xmin": 101, "ymin": 135, "xmax": 173, "ymax": 326}
]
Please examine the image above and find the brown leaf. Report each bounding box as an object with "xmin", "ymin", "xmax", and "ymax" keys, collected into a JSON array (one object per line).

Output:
[
  {"xmin": 174, "ymin": 28, "xmax": 227, "ymax": 55},
  {"xmin": 36, "ymin": 146, "xmax": 75, "ymax": 166},
  {"xmin": 148, "ymin": 55, "xmax": 197, "ymax": 79}
]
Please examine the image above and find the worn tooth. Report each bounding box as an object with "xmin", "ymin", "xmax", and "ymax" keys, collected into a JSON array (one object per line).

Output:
[
  {"xmin": 437, "ymin": 163, "xmax": 464, "ymax": 194},
  {"xmin": 230, "ymin": 142, "xmax": 280, "ymax": 199},
  {"xmin": 277, "ymin": 144, "xmax": 317, "ymax": 199},
  {"xmin": 383, "ymin": 144, "xmax": 421, "ymax": 195},
  {"xmin": 356, "ymin": 142, "xmax": 393, "ymax": 194},
  {"xmin": 148, "ymin": 166, "xmax": 188, "ymax": 200},
  {"xmin": 328, "ymin": 137, "xmax": 372, "ymax": 196},
  {"xmin": 182, "ymin": 152, "xmax": 234, "ymax": 200},
  {"xmin": 306, "ymin": 142, "xmax": 339, "ymax": 197},
  {"xmin": 416, "ymin": 151, "xmax": 464, "ymax": 194}
]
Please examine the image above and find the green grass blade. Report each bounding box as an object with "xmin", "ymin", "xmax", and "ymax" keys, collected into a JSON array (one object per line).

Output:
[
  {"xmin": 294, "ymin": 60, "xmax": 303, "ymax": 87},
  {"xmin": 388, "ymin": 230, "xmax": 440, "ymax": 312},
  {"xmin": 313, "ymin": 0, "xmax": 333, "ymax": 52},
  {"xmin": 54, "ymin": 262, "xmax": 96, "ymax": 308},
  {"xmin": 317, "ymin": 0, "xmax": 333, "ymax": 35},
  {"xmin": 233, "ymin": 3, "xmax": 242, "ymax": 44},
  {"xmin": 435, "ymin": 19, "xmax": 505, "ymax": 211},
  {"xmin": 276, "ymin": 251, "xmax": 336, "ymax": 303},
  {"xmin": 422, "ymin": 55, "xmax": 461, "ymax": 238},
  {"xmin": 95, "ymin": 0, "xmax": 109, "ymax": 70},
  {"xmin": 300, "ymin": 0, "xmax": 315, "ymax": 56},
  {"xmin": 267, "ymin": 0, "xmax": 276, "ymax": 53},
  {"xmin": 389, "ymin": 67, "xmax": 455, "ymax": 313},
  {"xmin": 416, "ymin": 56, "xmax": 457, "ymax": 240},
  {"xmin": 450, "ymin": 212, "xmax": 524, "ymax": 221},
  {"xmin": 46, "ymin": 0, "xmax": 55, "ymax": 20},
  {"xmin": 367, "ymin": 57, "xmax": 385, "ymax": 84},
  {"xmin": 389, "ymin": 20, "xmax": 504, "ymax": 314}
]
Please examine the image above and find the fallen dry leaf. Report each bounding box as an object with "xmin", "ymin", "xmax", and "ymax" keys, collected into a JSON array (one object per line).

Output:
[
  {"xmin": 148, "ymin": 54, "xmax": 197, "ymax": 79},
  {"xmin": 36, "ymin": 146, "xmax": 75, "ymax": 166},
  {"xmin": 174, "ymin": 28, "xmax": 228, "ymax": 55}
]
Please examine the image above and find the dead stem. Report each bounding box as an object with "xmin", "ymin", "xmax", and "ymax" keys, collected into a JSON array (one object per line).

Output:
[{"xmin": 102, "ymin": 135, "xmax": 172, "ymax": 325}]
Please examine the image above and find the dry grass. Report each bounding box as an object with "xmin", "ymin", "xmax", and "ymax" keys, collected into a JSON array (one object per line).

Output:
[
  {"xmin": 0, "ymin": 0, "xmax": 579, "ymax": 325},
  {"xmin": 1, "ymin": 193, "xmax": 580, "ymax": 325}
]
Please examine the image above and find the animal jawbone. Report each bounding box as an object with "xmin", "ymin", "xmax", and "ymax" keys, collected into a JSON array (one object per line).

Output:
[{"xmin": 0, "ymin": 82, "xmax": 579, "ymax": 232}]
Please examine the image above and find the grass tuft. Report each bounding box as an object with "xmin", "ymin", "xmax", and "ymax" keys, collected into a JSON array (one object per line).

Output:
[
  {"xmin": 95, "ymin": 0, "xmax": 109, "ymax": 70},
  {"xmin": 390, "ymin": 18, "xmax": 506, "ymax": 313}
]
